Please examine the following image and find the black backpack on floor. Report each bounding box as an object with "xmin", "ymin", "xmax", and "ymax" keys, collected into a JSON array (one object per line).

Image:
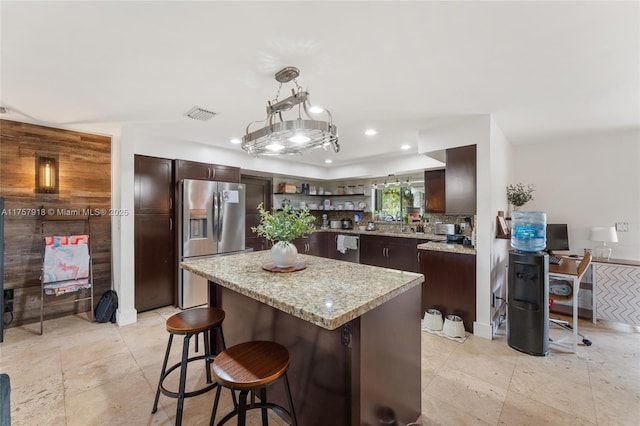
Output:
[{"xmin": 94, "ymin": 290, "xmax": 118, "ymax": 323}]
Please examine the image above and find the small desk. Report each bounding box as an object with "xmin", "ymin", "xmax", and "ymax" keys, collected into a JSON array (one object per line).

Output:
[{"xmin": 548, "ymin": 256, "xmax": 590, "ymax": 353}]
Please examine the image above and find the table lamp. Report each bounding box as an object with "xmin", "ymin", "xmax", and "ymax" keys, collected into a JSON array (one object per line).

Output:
[{"xmin": 589, "ymin": 226, "xmax": 618, "ymax": 260}]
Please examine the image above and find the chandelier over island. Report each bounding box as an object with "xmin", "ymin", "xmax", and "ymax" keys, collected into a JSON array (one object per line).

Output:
[{"xmin": 242, "ymin": 66, "xmax": 339, "ymax": 156}]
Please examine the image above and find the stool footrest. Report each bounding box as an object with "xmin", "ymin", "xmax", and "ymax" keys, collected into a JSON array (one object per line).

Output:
[
  {"xmin": 158, "ymin": 354, "xmax": 217, "ymax": 399},
  {"xmin": 214, "ymin": 402, "xmax": 293, "ymax": 426}
]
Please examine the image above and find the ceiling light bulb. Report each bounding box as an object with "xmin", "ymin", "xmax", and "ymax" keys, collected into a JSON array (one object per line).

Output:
[
  {"xmin": 325, "ymin": 159, "xmax": 333, "ymax": 164},
  {"xmin": 309, "ymin": 106, "xmax": 324, "ymax": 114},
  {"xmin": 365, "ymin": 129, "xmax": 377, "ymax": 136},
  {"xmin": 289, "ymin": 133, "xmax": 311, "ymax": 143},
  {"xmin": 401, "ymin": 144, "xmax": 411, "ymax": 150},
  {"xmin": 266, "ymin": 142, "xmax": 285, "ymax": 152},
  {"xmin": 230, "ymin": 138, "xmax": 241, "ymax": 144}
]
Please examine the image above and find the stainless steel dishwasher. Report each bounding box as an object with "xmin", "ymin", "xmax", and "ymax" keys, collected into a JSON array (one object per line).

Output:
[{"xmin": 336, "ymin": 234, "xmax": 359, "ymax": 263}]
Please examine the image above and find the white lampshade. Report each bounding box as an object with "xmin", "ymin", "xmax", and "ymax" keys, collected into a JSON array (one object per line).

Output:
[{"xmin": 589, "ymin": 226, "xmax": 618, "ymax": 243}]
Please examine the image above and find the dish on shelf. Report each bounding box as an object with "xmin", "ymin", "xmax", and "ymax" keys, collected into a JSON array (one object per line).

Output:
[{"xmin": 358, "ymin": 201, "xmax": 367, "ymax": 209}]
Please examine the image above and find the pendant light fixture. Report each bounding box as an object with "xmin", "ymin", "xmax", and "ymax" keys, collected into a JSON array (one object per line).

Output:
[{"xmin": 242, "ymin": 66, "xmax": 339, "ymax": 155}]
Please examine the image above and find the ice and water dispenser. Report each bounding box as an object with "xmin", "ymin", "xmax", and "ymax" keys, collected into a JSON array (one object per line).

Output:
[{"xmin": 507, "ymin": 211, "xmax": 549, "ymax": 356}]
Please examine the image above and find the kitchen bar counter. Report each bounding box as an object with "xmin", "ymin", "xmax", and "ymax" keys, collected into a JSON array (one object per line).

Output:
[
  {"xmin": 181, "ymin": 250, "xmax": 423, "ymax": 425},
  {"xmin": 181, "ymin": 251, "xmax": 423, "ymax": 330}
]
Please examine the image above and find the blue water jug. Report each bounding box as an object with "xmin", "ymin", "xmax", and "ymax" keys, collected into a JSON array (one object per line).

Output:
[{"xmin": 511, "ymin": 211, "xmax": 546, "ymax": 252}]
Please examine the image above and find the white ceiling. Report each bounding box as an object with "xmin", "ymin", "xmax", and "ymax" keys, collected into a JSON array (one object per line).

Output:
[{"xmin": 1, "ymin": 1, "xmax": 638, "ymax": 168}]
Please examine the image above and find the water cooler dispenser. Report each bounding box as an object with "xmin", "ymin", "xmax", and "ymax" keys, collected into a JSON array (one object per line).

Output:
[
  {"xmin": 507, "ymin": 211, "xmax": 549, "ymax": 356},
  {"xmin": 507, "ymin": 251, "xmax": 549, "ymax": 356}
]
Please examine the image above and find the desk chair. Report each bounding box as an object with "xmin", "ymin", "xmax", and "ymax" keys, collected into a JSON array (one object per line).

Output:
[{"xmin": 548, "ymin": 253, "xmax": 592, "ymax": 348}]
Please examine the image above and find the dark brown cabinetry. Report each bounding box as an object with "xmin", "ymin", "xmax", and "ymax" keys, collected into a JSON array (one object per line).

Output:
[
  {"xmin": 424, "ymin": 169, "xmax": 446, "ymax": 213},
  {"xmin": 420, "ymin": 249, "xmax": 476, "ymax": 332},
  {"xmin": 175, "ymin": 159, "xmax": 240, "ymax": 183},
  {"xmin": 242, "ymin": 175, "xmax": 272, "ymax": 252},
  {"xmin": 360, "ymin": 235, "xmax": 420, "ymax": 272},
  {"xmin": 134, "ymin": 155, "xmax": 175, "ymax": 312},
  {"xmin": 445, "ymin": 144, "xmax": 477, "ymax": 214},
  {"xmin": 293, "ymin": 232, "xmax": 327, "ymax": 257}
]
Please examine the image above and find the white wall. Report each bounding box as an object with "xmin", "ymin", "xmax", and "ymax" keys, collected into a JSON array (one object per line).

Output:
[
  {"xmin": 512, "ymin": 128, "xmax": 640, "ymax": 261},
  {"xmin": 488, "ymin": 118, "xmax": 512, "ymax": 332}
]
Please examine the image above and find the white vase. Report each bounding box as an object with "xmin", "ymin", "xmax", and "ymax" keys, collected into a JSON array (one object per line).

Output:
[{"xmin": 270, "ymin": 241, "xmax": 298, "ymax": 268}]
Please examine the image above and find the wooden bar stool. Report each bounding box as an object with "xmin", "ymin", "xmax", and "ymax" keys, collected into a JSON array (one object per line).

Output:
[
  {"xmin": 210, "ymin": 341, "xmax": 298, "ymax": 426},
  {"xmin": 152, "ymin": 307, "xmax": 227, "ymax": 426}
]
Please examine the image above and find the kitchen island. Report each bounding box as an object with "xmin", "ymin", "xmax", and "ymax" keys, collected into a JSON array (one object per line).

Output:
[{"xmin": 181, "ymin": 250, "xmax": 424, "ymax": 426}]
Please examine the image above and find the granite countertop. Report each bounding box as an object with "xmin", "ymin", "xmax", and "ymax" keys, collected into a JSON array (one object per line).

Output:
[
  {"xmin": 181, "ymin": 250, "xmax": 424, "ymax": 331},
  {"xmin": 321, "ymin": 228, "xmax": 444, "ymax": 241},
  {"xmin": 417, "ymin": 241, "xmax": 477, "ymax": 255},
  {"xmin": 319, "ymin": 228, "xmax": 477, "ymax": 255}
]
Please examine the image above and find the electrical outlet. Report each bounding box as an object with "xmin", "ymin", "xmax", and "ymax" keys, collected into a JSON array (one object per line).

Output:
[
  {"xmin": 3, "ymin": 289, "xmax": 14, "ymax": 313},
  {"xmin": 460, "ymin": 223, "xmax": 466, "ymax": 231},
  {"xmin": 616, "ymin": 222, "xmax": 628, "ymax": 232}
]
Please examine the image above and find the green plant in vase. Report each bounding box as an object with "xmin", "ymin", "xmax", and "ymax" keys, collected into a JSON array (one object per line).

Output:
[
  {"xmin": 252, "ymin": 203, "xmax": 316, "ymax": 267},
  {"xmin": 506, "ymin": 183, "xmax": 535, "ymax": 215}
]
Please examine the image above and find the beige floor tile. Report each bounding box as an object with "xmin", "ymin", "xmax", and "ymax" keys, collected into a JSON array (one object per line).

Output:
[
  {"xmin": 10, "ymin": 373, "xmax": 66, "ymax": 426},
  {"xmin": 63, "ymin": 350, "xmax": 142, "ymax": 397},
  {"xmin": 498, "ymin": 390, "xmax": 596, "ymax": 425},
  {"xmin": 2, "ymin": 306, "xmax": 639, "ymax": 425},
  {"xmin": 424, "ymin": 365, "xmax": 508, "ymax": 424},
  {"xmin": 65, "ymin": 371, "xmax": 161, "ymax": 426},
  {"xmin": 509, "ymin": 352, "xmax": 596, "ymax": 423},
  {"xmin": 444, "ymin": 335, "xmax": 517, "ymax": 389},
  {"xmin": 419, "ymin": 393, "xmax": 492, "ymax": 425}
]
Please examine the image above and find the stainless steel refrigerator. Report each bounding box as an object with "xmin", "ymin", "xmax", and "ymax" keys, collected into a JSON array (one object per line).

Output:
[{"xmin": 178, "ymin": 179, "xmax": 245, "ymax": 309}]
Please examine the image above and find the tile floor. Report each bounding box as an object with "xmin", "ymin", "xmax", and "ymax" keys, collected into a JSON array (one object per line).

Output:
[{"xmin": 1, "ymin": 307, "xmax": 638, "ymax": 425}]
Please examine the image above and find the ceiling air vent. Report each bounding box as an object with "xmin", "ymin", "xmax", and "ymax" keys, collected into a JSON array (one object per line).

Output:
[{"xmin": 185, "ymin": 106, "xmax": 217, "ymax": 121}]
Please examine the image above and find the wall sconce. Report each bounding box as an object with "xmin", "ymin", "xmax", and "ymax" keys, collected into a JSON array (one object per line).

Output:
[{"xmin": 35, "ymin": 156, "xmax": 58, "ymax": 194}]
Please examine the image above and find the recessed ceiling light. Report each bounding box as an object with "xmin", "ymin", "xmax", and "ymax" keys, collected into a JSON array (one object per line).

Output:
[
  {"xmin": 230, "ymin": 138, "xmax": 241, "ymax": 144},
  {"xmin": 325, "ymin": 159, "xmax": 333, "ymax": 164},
  {"xmin": 309, "ymin": 106, "xmax": 324, "ymax": 114},
  {"xmin": 364, "ymin": 129, "xmax": 377, "ymax": 136},
  {"xmin": 401, "ymin": 144, "xmax": 411, "ymax": 150}
]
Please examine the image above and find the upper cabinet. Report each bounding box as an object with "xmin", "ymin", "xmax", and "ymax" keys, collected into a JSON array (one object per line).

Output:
[
  {"xmin": 175, "ymin": 159, "xmax": 240, "ymax": 183},
  {"xmin": 445, "ymin": 144, "xmax": 476, "ymax": 214},
  {"xmin": 424, "ymin": 169, "xmax": 446, "ymax": 214}
]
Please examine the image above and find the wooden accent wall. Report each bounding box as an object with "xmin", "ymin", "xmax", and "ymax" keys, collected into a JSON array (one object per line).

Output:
[{"xmin": 0, "ymin": 119, "xmax": 112, "ymax": 328}]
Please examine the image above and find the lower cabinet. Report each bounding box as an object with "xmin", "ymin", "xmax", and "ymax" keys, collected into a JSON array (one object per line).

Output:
[
  {"xmin": 360, "ymin": 235, "xmax": 419, "ymax": 273},
  {"xmin": 420, "ymin": 249, "xmax": 476, "ymax": 332},
  {"xmin": 293, "ymin": 232, "xmax": 327, "ymax": 258}
]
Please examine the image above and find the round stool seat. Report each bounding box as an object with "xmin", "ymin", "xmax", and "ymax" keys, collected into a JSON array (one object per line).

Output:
[
  {"xmin": 213, "ymin": 341, "xmax": 289, "ymax": 389},
  {"xmin": 166, "ymin": 307, "xmax": 225, "ymax": 334}
]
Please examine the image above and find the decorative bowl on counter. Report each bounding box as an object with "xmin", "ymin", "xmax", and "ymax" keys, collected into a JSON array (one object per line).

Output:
[{"xmin": 358, "ymin": 225, "xmax": 366, "ymax": 231}]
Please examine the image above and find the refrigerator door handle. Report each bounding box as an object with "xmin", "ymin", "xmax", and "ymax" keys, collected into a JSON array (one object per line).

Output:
[
  {"xmin": 217, "ymin": 192, "xmax": 223, "ymax": 242},
  {"xmin": 212, "ymin": 190, "xmax": 218, "ymax": 242}
]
